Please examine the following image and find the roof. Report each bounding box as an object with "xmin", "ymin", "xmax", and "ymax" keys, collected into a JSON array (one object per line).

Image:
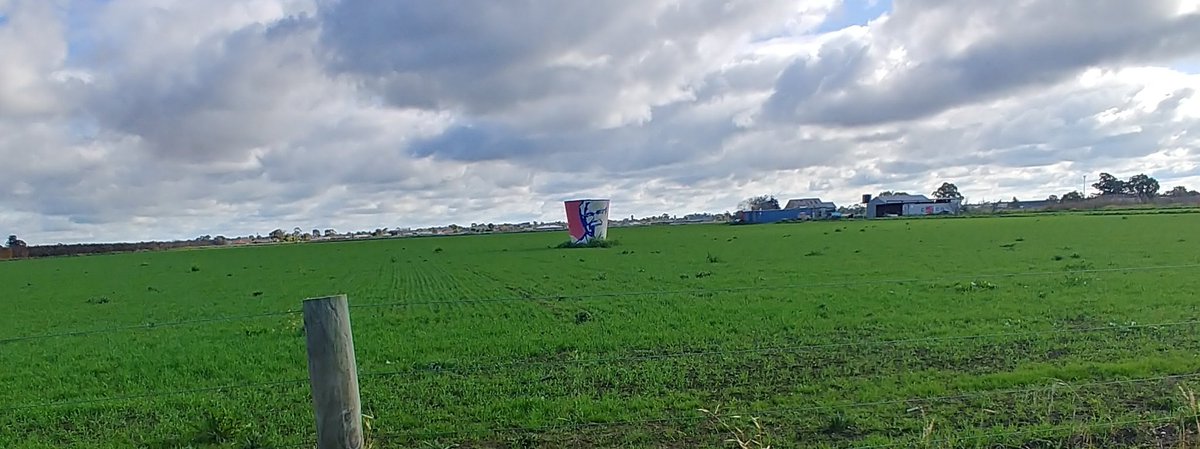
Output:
[
  {"xmin": 784, "ymin": 198, "xmax": 836, "ymax": 209},
  {"xmin": 870, "ymin": 194, "xmax": 932, "ymax": 203}
]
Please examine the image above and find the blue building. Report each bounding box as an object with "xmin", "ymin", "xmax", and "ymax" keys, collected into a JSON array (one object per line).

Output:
[{"xmin": 737, "ymin": 197, "xmax": 838, "ymax": 224}]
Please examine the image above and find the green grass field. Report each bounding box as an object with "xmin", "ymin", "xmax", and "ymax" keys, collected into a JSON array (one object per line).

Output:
[{"xmin": 2, "ymin": 214, "xmax": 1200, "ymax": 448}]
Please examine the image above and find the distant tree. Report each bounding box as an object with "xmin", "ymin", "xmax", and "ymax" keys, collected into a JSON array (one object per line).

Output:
[
  {"xmin": 739, "ymin": 195, "xmax": 780, "ymax": 211},
  {"xmin": 1126, "ymin": 173, "xmax": 1159, "ymax": 200},
  {"xmin": 1092, "ymin": 173, "xmax": 1126, "ymax": 196},
  {"xmin": 1165, "ymin": 186, "xmax": 1190, "ymax": 197},
  {"xmin": 1061, "ymin": 191, "xmax": 1084, "ymax": 202},
  {"xmin": 1010, "ymin": 197, "xmax": 1020, "ymax": 206},
  {"xmin": 1047, "ymin": 194, "xmax": 1060, "ymax": 203},
  {"xmin": 837, "ymin": 204, "xmax": 866, "ymax": 216},
  {"xmin": 878, "ymin": 191, "xmax": 910, "ymax": 197},
  {"xmin": 6, "ymin": 235, "xmax": 25, "ymax": 248},
  {"xmin": 932, "ymin": 182, "xmax": 963, "ymax": 200},
  {"xmin": 323, "ymin": 229, "xmax": 336, "ymax": 237},
  {"xmin": 269, "ymin": 229, "xmax": 287, "ymax": 241}
]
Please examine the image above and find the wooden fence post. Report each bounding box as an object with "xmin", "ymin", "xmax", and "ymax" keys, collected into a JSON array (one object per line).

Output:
[{"xmin": 303, "ymin": 294, "xmax": 363, "ymax": 449}]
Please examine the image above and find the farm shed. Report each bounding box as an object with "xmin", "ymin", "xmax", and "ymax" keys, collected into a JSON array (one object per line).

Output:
[
  {"xmin": 738, "ymin": 206, "xmax": 832, "ymax": 224},
  {"xmin": 783, "ymin": 198, "xmax": 837, "ymax": 216},
  {"xmin": 865, "ymin": 194, "xmax": 961, "ymax": 219}
]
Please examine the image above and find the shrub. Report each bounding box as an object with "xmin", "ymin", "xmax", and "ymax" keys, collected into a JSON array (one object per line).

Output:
[
  {"xmin": 574, "ymin": 311, "xmax": 593, "ymax": 324},
  {"xmin": 554, "ymin": 239, "xmax": 618, "ymax": 249}
]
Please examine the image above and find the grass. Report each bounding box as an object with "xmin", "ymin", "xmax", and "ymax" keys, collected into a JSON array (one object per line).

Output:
[
  {"xmin": 555, "ymin": 239, "xmax": 619, "ymax": 249},
  {"xmin": 1, "ymin": 214, "xmax": 1199, "ymax": 448}
]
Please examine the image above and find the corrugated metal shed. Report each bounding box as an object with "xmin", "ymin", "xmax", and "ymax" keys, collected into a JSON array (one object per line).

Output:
[
  {"xmin": 784, "ymin": 198, "xmax": 837, "ymax": 210},
  {"xmin": 738, "ymin": 208, "xmax": 827, "ymax": 224},
  {"xmin": 866, "ymin": 194, "xmax": 960, "ymax": 218},
  {"xmin": 869, "ymin": 194, "xmax": 932, "ymax": 203}
]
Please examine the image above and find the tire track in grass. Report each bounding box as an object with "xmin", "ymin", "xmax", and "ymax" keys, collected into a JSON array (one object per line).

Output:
[
  {"xmin": 433, "ymin": 258, "xmax": 480, "ymax": 303},
  {"xmin": 364, "ymin": 255, "xmax": 392, "ymax": 302},
  {"xmin": 462, "ymin": 263, "xmax": 564, "ymax": 323},
  {"xmin": 408, "ymin": 256, "xmax": 444, "ymax": 303},
  {"xmin": 387, "ymin": 254, "xmax": 403, "ymax": 303},
  {"xmin": 397, "ymin": 257, "xmax": 423, "ymax": 303}
]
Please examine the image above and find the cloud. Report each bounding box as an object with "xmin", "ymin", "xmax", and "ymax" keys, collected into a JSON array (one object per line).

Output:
[
  {"xmin": 1, "ymin": 0, "xmax": 1200, "ymax": 244},
  {"xmin": 765, "ymin": 0, "xmax": 1200, "ymax": 126}
]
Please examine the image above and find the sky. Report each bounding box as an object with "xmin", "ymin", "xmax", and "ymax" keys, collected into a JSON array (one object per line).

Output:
[{"xmin": 2, "ymin": 0, "xmax": 1199, "ymax": 244}]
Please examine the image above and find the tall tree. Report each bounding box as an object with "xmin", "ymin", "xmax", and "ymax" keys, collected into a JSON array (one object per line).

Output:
[
  {"xmin": 932, "ymin": 182, "xmax": 963, "ymax": 200},
  {"xmin": 1047, "ymin": 194, "xmax": 1059, "ymax": 203},
  {"xmin": 739, "ymin": 195, "xmax": 780, "ymax": 211},
  {"xmin": 5, "ymin": 235, "xmax": 19, "ymax": 248},
  {"xmin": 1061, "ymin": 191, "xmax": 1084, "ymax": 202},
  {"xmin": 1126, "ymin": 173, "xmax": 1159, "ymax": 199},
  {"xmin": 878, "ymin": 191, "xmax": 910, "ymax": 197},
  {"xmin": 1091, "ymin": 173, "xmax": 1126, "ymax": 195}
]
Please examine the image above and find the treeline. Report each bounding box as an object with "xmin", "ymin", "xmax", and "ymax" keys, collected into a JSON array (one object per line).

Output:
[{"xmin": 5, "ymin": 237, "xmax": 225, "ymax": 259}]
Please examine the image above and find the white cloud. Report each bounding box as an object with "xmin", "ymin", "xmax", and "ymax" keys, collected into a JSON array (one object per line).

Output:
[{"xmin": 1, "ymin": 0, "xmax": 1199, "ymax": 244}]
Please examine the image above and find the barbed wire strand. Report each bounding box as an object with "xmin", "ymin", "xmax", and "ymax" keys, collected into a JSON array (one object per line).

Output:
[
  {"xmin": 0, "ymin": 377, "xmax": 310, "ymax": 412},
  {"xmin": 7, "ymin": 320, "xmax": 1194, "ymax": 414},
  {"xmin": 355, "ymin": 319, "xmax": 1198, "ymax": 379},
  {"xmin": 851, "ymin": 414, "xmax": 1182, "ymax": 449},
  {"xmin": 348, "ymin": 263, "xmax": 1200, "ymax": 308},
  {"xmin": 370, "ymin": 372, "xmax": 1198, "ymax": 439},
  {"xmin": 264, "ymin": 442, "xmax": 314, "ymax": 449},
  {"xmin": 0, "ymin": 309, "xmax": 303, "ymax": 345}
]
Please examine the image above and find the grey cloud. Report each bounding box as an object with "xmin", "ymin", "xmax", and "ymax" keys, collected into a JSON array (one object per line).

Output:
[
  {"xmin": 318, "ymin": 0, "xmax": 823, "ymax": 128},
  {"xmin": 4, "ymin": 0, "xmax": 1200, "ymax": 245},
  {"xmin": 766, "ymin": 0, "xmax": 1200, "ymax": 126},
  {"xmin": 84, "ymin": 18, "xmax": 324, "ymax": 162}
]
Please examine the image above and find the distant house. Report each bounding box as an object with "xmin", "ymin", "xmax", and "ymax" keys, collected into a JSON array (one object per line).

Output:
[
  {"xmin": 784, "ymin": 198, "xmax": 835, "ymax": 211},
  {"xmin": 784, "ymin": 198, "xmax": 837, "ymax": 216},
  {"xmin": 865, "ymin": 194, "xmax": 961, "ymax": 218}
]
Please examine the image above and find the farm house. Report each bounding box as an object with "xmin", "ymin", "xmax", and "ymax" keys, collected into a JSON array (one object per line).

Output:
[
  {"xmin": 865, "ymin": 194, "xmax": 961, "ymax": 218},
  {"xmin": 783, "ymin": 198, "xmax": 837, "ymax": 216}
]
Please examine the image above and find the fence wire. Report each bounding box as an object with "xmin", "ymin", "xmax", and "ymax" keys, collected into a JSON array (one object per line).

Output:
[
  {"xmin": 0, "ymin": 309, "xmax": 302, "ymax": 345},
  {"xmin": 355, "ymin": 319, "xmax": 1198, "ymax": 378},
  {"xmin": 5, "ymin": 319, "xmax": 1195, "ymax": 412},
  {"xmin": 0, "ymin": 377, "xmax": 309, "ymax": 412}
]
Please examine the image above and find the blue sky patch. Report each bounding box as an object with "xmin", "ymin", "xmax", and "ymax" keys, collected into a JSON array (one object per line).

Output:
[{"xmin": 817, "ymin": 0, "xmax": 892, "ymax": 33}]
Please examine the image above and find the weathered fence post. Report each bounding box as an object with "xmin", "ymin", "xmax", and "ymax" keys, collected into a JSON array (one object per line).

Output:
[{"xmin": 303, "ymin": 294, "xmax": 363, "ymax": 449}]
